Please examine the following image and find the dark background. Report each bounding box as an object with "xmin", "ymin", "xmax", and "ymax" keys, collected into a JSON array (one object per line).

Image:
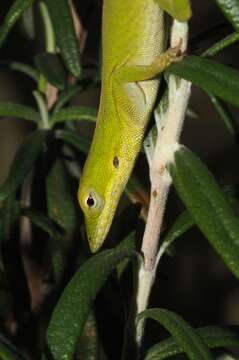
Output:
[{"xmin": 0, "ymin": 0, "xmax": 239, "ymax": 358}]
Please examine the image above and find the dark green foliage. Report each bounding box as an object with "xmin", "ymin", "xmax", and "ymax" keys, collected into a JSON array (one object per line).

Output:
[
  {"xmin": 0, "ymin": 0, "xmax": 34, "ymax": 47},
  {"xmin": 0, "ymin": 1, "xmax": 239, "ymax": 359},
  {"xmin": 47, "ymin": 249, "xmax": 135, "ymax": 360},
  {"xmin": 167, "ymin": 55, "xmax": 239, "ymax": 107},
  {"xmin": 34, "ymin": 53, "xmax": 67, "ymax": 90},
  {"xmin": 138, "ymin": 309, "xmax": 213, "ymax": 359},
  {"xmin": 144, "ymin": 325, "xmax": 239, "ymax": 360},
  {"xmin": 169, "ymin": 146, "xmax": 239, "ymax": 278},
  {"xmin": 51, "ymin": 106, "xmax": 97, "ymax": 126},
  {"xmin": 215, "ymin": 0, "xmax": 239, "ymax": 30},
  {"xmin": 45, "ymin": 0, "xmax": 82, "ymax": 77},
  {"xmin": 0, "ymin": 130, "xmax": 49, "ymax": 202},
  {"xmin": 0, "ymin": 102, "xmax": 40, "ymax": 123}
]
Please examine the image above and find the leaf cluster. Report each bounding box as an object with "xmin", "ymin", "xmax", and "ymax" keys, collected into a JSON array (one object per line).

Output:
[{"xmin": 0, "ymin": 0, "xmax": 239, "ymax": 359}]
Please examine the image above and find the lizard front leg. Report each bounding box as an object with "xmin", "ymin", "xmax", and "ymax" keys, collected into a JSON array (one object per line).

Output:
[
  {"xmin": 114, "ymin": 43, "xmax": 182, "ymax": 83},
  {"xmin": 112, "ymin": 44, "xmax": 182, "ymax": 126}
]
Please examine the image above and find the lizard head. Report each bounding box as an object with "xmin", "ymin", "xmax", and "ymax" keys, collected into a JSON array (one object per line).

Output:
[
  {"xmin": 78, "ymin": 154, "xmax": 125, "ymax": 253},
  {"xmin": 78, "ymin": 110, "xmax": 142, "ymax": 253}
]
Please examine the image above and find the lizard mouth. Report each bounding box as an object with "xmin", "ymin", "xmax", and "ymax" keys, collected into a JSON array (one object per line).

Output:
[
  {"xmin": 87, "ymin": 221, "xmax": 111, "ymax": 253},
  {"xmin": 86, "ymin": 182, "xmax": 123, "ymax": 253}
]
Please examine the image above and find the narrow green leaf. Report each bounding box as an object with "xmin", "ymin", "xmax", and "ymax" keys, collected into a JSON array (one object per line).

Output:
[
  {"xmin": 0, "ymin": 0, "xmax": 34, "ymax": 47},
  {"xmin": 34, "ymin": 53, "xmax": 66, "ymax": 90},
  {"xmin": 47, "ymin": 158, "xmax": 77, "ymax": 238},
  {"xmin": 224, "ymin": 185, "xmax": 239, "ymax": 207},
  {"xmin": 0, "ymin": 130, "xmax": 49, "ymax": 202},
  {"xmin": 47, "ymin": 249, "xmax": 135, "ymax": 360},
  {"xmin": 46, "ymin": 158, "xmax": 78, "ymax": 279},
  {"xmin": 53, "ymin": 84, "xmax": 83, "ymax": 114},
  {"xmin": 145, "ymin": 325, "xmax": 239, "ymax": 360},
  {"xmin": 138, "ymin": 308, "xmax": 213, "ymax": 360},
  {"xmin": 0, "ymin": 341, "xmax": 25, "ymax": 360},
  {"xmin": 203, "ymin": 32, "xmax": 239, "ymax": 57},
  {"xmin": 169, "ymin": 146, "xmax": 239, "ymax": 278},
  {"xmin": 0, "ymin": 102, "xmax": 40, "ymax": 123},
  {"xmin": 162, "ymin": 210, "xmax": 194, "ymax": 247},
  {"xmin": 157, "ymin": 0, "xmax": 192, "ymax": 21},
  {"xmin": 116, "ymin": 231, "xmax": 136, "ymax": 278},
  {"xmin": 50, "ymin": 106, "xmax": 97, "ymax": 126},
  {"xmin": 55, "ymin": 129, "xmax": 90, "ymax": 154},
  {"xmin": 1, "ymin": 196, "xmax": 19, "ymax": 245},
  {"xmin": 39, "ymin": 1, "xmax": 55, "ymax": 54},
  {"xmin": 23, "ymin": 208, "xmax": 63, "ymax": 239},
  {"xmin": 45, "ymin": 0, "xmax": 81, "ymax": 77},
  {"xmin": 20, "ymin": 5, "xmax": 35, "ymax": 39},
  {"xmin": 160, "ymin": 185, "xmax": 239, "ymax": 261},
  {"xmin": 167, "ymin": 55, "xmax": 239, "ymax": 107},
  {"xmin": 8, "ymin": 61, "xmax": 39, "ymax": 81},
  {"xmin": 0, "ymin": 334, "xmax": 27, "ymax": 360},
  {"xmin": 215, "ymin": 0, "xmax": 239, "ymax": 30},
  {"xmin": 0, "ymin": 61, "xmax": 39, "ymax": 82},
  {"xmin": 0, "ymin": 195, "xmax": 20, "ymax": 270},
  {"xmin": 23, "ymin": 207, "xmax": 65, "ymax": 278},
  {"xmin": 208, "ymin": 93, "xmax": 237, "ymax": 136}
]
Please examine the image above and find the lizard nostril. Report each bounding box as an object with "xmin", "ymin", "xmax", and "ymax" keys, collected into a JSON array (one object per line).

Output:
[{"xmin": 113, "ymin": 156, "xmax": 119, "ymax": 168}]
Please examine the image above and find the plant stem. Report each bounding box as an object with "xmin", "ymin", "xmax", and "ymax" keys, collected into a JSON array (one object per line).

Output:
[
  {"xmin": 136, "ymin": 19, "xmax": 191, "ymax": 345},
  {"xmin": 33, "ymin": 90, "xmax": 50, "ymax": 129}
]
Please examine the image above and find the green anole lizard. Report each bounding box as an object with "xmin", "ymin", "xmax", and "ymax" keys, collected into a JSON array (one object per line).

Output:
[{"xmin": 78, "ymin": 0, "xmax": 191, "ymax": 253}]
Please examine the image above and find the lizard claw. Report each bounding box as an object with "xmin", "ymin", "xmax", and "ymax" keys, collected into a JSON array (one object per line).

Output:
[{"xmin": 168, "ymin": 38, "xmax": 184, "ymax": 62}]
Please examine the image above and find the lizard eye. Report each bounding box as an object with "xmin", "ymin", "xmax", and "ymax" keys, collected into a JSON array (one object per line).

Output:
[
  {"xmin": 86, "ymin": 195, "xmax": 95, "ymax": 208},
  {"xmin": 84, "ymin": 190, "xmax": 104, "ymax": 212}
]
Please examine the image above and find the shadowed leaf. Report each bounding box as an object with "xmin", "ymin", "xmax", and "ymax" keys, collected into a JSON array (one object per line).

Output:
[
  {"xmin": 0, "ymin": 0, "xmax": 34, "ymax": 47},
  {"xmin": 167, "ymin": 56, "xmax": 239, "ymax": 107},
  {"xmin": 0, "ymin": 102, "xmax": 40, "ymax": 123},
  {"xmin": 145, "ymin": 325, "xmax": 239, "ymax": 360},
  {"xmin": 51, "ymin": 106, "xmax": 97, "ymax": 126},
  {"xmin": 0, "ymin": 130, "xmax": 49, "ymax": 202},
  {"xmin": 35, "ymin": 52, "xmax": 66, "ymax": 90},
  {"xmin": 45, "ymin": 0, "xmax": 81, "ymax": 77},
  {"xmin": 169, "ymin": 146, "xmax": 239, "ymax": 278},
  {"xmin": 47, "ymin": 249, "xmax": 135, "ymax": 360},
  {"xmin": 203, "ymin": 31, "xmax": 239, "ymax": 57},
  {"xmin": 215, "ymin": 0, "xmax": 239, "ymax": 30},
  {"xmin": 138, "ymin": 308, "xmax": 213, "ymax": 360}
]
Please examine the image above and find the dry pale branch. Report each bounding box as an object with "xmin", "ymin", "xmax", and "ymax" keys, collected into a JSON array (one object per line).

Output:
[{"xmin": 136, "ymin": 19, "xmax": 191, "ymax": 344}]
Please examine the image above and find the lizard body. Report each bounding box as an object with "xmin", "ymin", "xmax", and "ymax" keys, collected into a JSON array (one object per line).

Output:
[{"xmin": 78, "ymin": 0, "xmax": 182, "ymax": 252}]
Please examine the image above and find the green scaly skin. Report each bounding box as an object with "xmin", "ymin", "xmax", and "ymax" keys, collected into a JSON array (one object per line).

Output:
[{"xmin": 78, "ymin": 0, "xmax": 184, "ymax": 253}]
